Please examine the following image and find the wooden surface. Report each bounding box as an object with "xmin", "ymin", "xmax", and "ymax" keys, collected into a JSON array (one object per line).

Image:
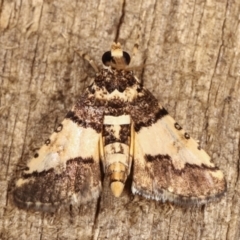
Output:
[{"xmin": 0, "ymin": 0, "xmax": 239, "ymax": 239}]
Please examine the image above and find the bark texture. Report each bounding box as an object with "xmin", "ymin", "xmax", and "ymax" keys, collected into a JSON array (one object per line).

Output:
[{"xmin": 0, "ymin": 0, "xmax": 239, "ymax": 239}]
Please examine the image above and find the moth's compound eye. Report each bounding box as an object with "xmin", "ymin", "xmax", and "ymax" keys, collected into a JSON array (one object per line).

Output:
[
  {"xmin": 102, "ymin": 51, "xmax": 112, "ymax": 65},
  {"xmin": 102, "ymin": 51, "xmax": 131, "ymax": 66},
  {"xmin": 123, "ymin": 51, "xmax": 131, "ymax": 65}
]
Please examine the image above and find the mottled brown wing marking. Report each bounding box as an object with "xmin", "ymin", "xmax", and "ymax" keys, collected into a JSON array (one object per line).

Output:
[
  {"xmin": 130, "ymin": 89, "xmax": 226, "ymax": 204},
  {"xmin": 132, "ymin": 138, "xmax": 226, "ymax": 205},
  {"xmin": 66, "ymin": 94, "xmax": 105, "ymax": 133},
  {"xmin": 13, "ymin": 158, "xmax": 101, "ymax": 212},
  {"xmin": 13, "ymin": 91, "xmax": 104, "ymax": 211},
  {"xmin": 129, "ymin": 88, "xmax": 168, "ymax": 132}
]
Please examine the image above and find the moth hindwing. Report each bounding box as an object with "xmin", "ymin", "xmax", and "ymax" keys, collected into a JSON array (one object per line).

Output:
[{"xmin": 13, "ymin": 42, "xmax": 226, "ymax": 211}]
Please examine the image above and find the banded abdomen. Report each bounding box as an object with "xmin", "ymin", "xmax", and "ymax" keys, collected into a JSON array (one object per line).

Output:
[{"xmin": 102, "ymin": 115, "xmax": 133, "ymax": 197}]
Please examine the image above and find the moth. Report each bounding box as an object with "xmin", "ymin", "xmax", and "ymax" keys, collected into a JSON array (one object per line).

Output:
[{"xmin": 13, "ymin": 43, "xmax": 226, "ymax": 211}]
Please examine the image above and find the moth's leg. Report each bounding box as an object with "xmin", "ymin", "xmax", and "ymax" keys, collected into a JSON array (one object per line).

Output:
[
  {"xmin": 131, "ymin": 38, "xmax": 140, "ymax": 61},
  {"xmin": 75, "ymin": 50, "xmax": 99, "ymax": 72},
  {"xmin": 128, "ymin": 121, "xmax": 134, "ymax": 175},
  {"xmin": 99, "ymin": 132, "xmax": 105, "ymax": 166}
]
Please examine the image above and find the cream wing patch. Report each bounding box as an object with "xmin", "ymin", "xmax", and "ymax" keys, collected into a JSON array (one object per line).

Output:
[
  {"xmin": 13, "ymin": 117, "xmax": 102, "ymax": 211},
  {"xmin": 25, "ymin": 119, "xmax": 100, "ymax": 174},
  {"xmin": 136, "ymin": 115, "xmax": 213, "ymax": 170},
  {"xmin": 132, "ymin": 113, "xmax": 226, "ymax": 204}
]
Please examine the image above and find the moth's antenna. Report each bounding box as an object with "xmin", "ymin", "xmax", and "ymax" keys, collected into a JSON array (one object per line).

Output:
[
  {"xmin": 114, "ymin": 0, "xmax": 126, "ymax": 43},
  {"xmin": 130, "ymin": 10, "xmax": 146, "ymax": 66},
  {"xmin": 75, "ymin": 50, "xmax": 99, "ymax": 73}
]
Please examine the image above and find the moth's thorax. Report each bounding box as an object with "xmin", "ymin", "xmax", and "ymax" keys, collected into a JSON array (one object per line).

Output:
[
  {"xmin": 94, "ymin": 69, "xmax": 137, "ymax": 93},
  {"xmin": 86, "ymin": 68, "xmax": 140, "ymax": 115}
]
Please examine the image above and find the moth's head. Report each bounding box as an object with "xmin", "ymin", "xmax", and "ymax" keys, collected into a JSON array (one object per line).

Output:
[{"xmin": 102, "ymin": 42, "xmax": 131, "ymax": 69}]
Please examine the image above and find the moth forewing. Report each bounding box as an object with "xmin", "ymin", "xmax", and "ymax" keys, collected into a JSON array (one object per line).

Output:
[{"xmin": 131, "ymin": 108, "xmax": 226, "ymax": 205}]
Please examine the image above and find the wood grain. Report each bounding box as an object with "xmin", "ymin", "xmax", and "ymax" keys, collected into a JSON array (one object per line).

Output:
[{"xmin": 0, "ymin": 0, "xmax": 239, "ymax": 239}]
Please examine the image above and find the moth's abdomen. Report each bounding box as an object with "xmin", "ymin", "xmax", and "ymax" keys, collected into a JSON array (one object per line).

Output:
[
  {"xmin": 102, "ymin": 115, "xmax": 132, "ymax": 197},
  {"xmin": 108, "ymin": 162, "xmax": 127, "ymax": 197}
]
